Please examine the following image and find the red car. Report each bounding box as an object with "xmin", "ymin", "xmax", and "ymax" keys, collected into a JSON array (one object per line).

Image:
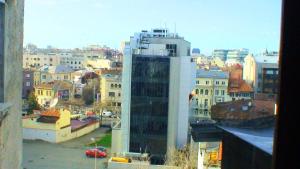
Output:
[{"xmin": 85, "ymin": 148, "xmax": 107, "ymax": 158}]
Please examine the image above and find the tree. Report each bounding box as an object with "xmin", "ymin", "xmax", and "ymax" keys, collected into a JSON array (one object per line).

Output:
[
  {"xmin": 82, "ymin": 86, "xmax": 94, "ymax": 105},
  {"xmin": 165, "ymin": 144, "xmax": 198, "ymax": 169},
  {"xmin": 27, "ymin": 91, "xmax": 40, "ymax": 114}
]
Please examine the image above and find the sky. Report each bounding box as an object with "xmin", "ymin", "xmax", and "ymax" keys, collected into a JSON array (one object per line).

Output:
[{"xmin": 24, "ymin": 0, "xmax": 282, "ymax": 55}]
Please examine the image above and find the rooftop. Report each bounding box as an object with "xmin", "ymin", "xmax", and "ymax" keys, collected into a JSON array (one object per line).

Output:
[
  {"xmin": 40, "ymin": 109, "xmax": 60, "ymax": 117},
  {"xmin": 39, "ymin": 65, "xmax": 74, "ymax": 74},
  {"xmin": 211, "ymin": 99, "xmax": 275, "ymax": 121},
  {"xmin": 253, "ymin": 54, "xmax": 279, "ymax": 64},
  {"xmin": 220, "ymin": 126, "xmax": 274, "ymax": 155},
  {"xmin": 196, "ymin": 69, "xmax": 229, "ymax": 79},
  {"xmin": 35, "ymin": 80, "xmax": 73, "ymax": 90},
  {"xmin": 229, "ymin": 80, "xmax": 253, "ymax": 93}
]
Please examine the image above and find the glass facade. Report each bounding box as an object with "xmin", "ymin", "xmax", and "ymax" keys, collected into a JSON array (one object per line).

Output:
[
  {"xmin": 130, "ymin": 54, "xmax": 170, "ymax": 161},
  {"xmin": 262, "ymin": 68, "xmax": 279, "ymax": 94}
]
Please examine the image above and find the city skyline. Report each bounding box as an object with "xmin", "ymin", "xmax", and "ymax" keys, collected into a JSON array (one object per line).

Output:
[{"xmin": 24, "ymin": 0, "xmax": 281, "ymax": 55}]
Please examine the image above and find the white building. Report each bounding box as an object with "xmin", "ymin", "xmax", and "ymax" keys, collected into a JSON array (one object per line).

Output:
[
  {"xmin": 115, "ymin": 28, "xmax": 196, "ymax": 163},
  {"xmin": 212, "ymin": 49, "xmax": 249, "ymax": 65},
  {"xmin": 59, "ymin": 53, "xmax": 85, "ymax": 70}
]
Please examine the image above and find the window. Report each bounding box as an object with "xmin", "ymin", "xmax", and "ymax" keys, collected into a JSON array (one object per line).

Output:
[
  {"xmin": 216, "ymin": 81, "xmax": 219, "ymax": 85},
  {"xmin": 196, "ymin": 80, "xmax": 199, "ymax": 84},
  {"xmin": 200, "ymin": 89, "xmax": 203, "ymax": 95},
  {"xmin": 222, "ymin": 81, "xmax": 225, "ymax": 85},
  {"xmin": 117, "ymin": 102, "xmax": 121, "ymax": 106},
  {"xmin": 64, "ymin": 75, "xmax": 68, "ymax": 80},
  {"xmin": 118, "ymin": 93, "xmax": 121, "ymax": 97},
  {"xmin": 114, "ymin": 84, "xmax": 118, "ymax": 88},
  {"xmin": 215, "ymin": 90, "xmax": 219, "ymax": 95},
  {"xmin": 111, "ymin": 84, "xmax": 114, "ymax": 88},
  {"xmin": 108, "ymin": 92, "xmax": 115, "ymax": 97},
  {"xmin": 206, "ymin": 81, "xmax": 209, "ymax": 85},
  {"xmin": 221, "ymin": 90, "xmax": 225, "ymax": 96},
  {"xmin": 205, "ymin": 89, "xmax": 208, "ymax": 95},
  {"xmin": 204, "ymin": 99, "xmax": 208, "ymax": 107},
  {"xmin": 112, "ymin": 102, "xmax": 116, "ymax": 106},
  {"xmin": 42, "ymin": 75, "xmax": 46, "ymax": 79},
  {"xmin": 26, "ymin": 82, "xmax": 30, "ymax": 86},
  {"xmin": 50, "ymin": 58, "xmax": 53, "ymax": 62},
  {"xmin": 195, "ymin": 89, "xmax": 199, "ymax": 94},
  {"xmin": 119, "ymin": 84, "xmax": 121, "ymax": 88}
]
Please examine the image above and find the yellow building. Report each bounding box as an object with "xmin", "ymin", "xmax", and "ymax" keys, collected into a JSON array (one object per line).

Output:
[
  {"xmin": 191, "ymin": 69, "xmax": 230, "ymax": 119},
  {"xmin": 100, "ymin": 74, "xmax": 122, "ymax": 113},
  {"xmin": 34, "ymin": 81, "xmax": 73, "ymax": 107},
  {"xmin": 33, "ymin": 70, "xmax": 41, "ymax": 86}
]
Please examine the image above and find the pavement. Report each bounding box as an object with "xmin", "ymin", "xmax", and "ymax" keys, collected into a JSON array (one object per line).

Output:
[{"xmin": 23, "ymin": 127, "xmax": 111, "ymax": 169}]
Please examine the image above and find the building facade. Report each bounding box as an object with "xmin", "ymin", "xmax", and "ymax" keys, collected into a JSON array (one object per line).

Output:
[
  {"xmin": 100, "ymin": 74, "xmax": 122, "ymax": 113},
  {"xmin": 34, "ymin": 81, "xmax": 73, "ymax": 107},
  {"xmin": 22, "ymin": 69, "xmax": 34, "ymax": 99},
  {"xmin": 38, "ymin": 65, "xmax": 74, "ymax": 83},
  {"xmin": 212, "ymin": 49, "xmax": 249, "ymax": 65},
  {"xmin": 243, "ymin": 52, "xmax": 279, "ymax": 95},
  {"xmin": 59, "ymin": 53, "xmax": 85, "ymax": 70},
  {"xmin": 120, "ymin": 28, "xmax": 196, "ymax": 163},
  {"xmin": 23, "ymin": 53, "xmax": 61, "ymax": 68},
  {"xmin": 191, "ymin": 69, "xmax": 230, "ymax": 119}
]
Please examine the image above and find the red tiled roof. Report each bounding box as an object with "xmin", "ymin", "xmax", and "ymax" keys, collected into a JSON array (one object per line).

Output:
[
  {"xmin": 229, "ymin": 80, "xmax": 253, "ymax": 93},
  {"xmin": 40, "ymin": 109, "xmax": 60, "ymax": 117},
  {"xmin": 211, "ymin": 99, "xmax": 275, "ymax": 121}
]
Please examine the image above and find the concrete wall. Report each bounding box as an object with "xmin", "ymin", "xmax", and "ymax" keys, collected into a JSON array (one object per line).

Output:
[
  {"xmin": 0, "ymin": 1, "xmax": 24, "ymax": 169},
  {"xmin": 108, "ymin": 161, "xmax": 180, "ymax": 169},
  {"xmin": 121, "ymin": 43, "xmax": 132, "ymax": 152},
  {"xmin": 23, "ymin": 128, "xmax": 57, "ymax": 142},
  {"xmin": 168, "ymin": 56, "xmax": 196, "ymax": 150},
  {"xmin": 111, "ymin": 128, "xmax": 122, "ymax": 154},
  {"xmin": 23, "ymin": 122, "xmax": 99, "ymax": 143}
]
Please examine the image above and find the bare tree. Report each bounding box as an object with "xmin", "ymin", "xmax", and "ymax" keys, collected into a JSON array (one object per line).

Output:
[{"xmin": 165, "ymin": 144, "xmax": 198, "ymax": 169}]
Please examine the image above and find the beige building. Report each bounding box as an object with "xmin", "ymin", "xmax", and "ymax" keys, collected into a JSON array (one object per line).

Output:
[
  {"xmin": 38, "ymin": 65, "xmax": 75, "ymax": 83},
  {"xmin": 85, "ymin": 58, "xmax": 111, "ymax": 69},
  {"xmin": 191, "ymin": 69, "xmax": 230, "ymax": 119},
  {"xmin": 100, "ymin": 74, "xmax": 122, "ymax": 113},
  {"xmin": 23, "ymin": 53, "xmax": 61, "ymax": 68},
  {"xmin": 243, "ymin": 52, "xmax": 279, "ymax": 93}
]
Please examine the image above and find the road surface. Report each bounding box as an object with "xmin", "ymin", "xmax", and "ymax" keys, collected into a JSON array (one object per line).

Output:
[{"xmin": 23, "ymin": 127, "xmax": 110, "ymax": 169}]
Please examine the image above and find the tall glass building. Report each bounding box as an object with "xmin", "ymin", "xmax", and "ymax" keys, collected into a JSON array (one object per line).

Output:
[{"xmin": 120, "ymin": 28, "xmax": 196, "ymax": 164}]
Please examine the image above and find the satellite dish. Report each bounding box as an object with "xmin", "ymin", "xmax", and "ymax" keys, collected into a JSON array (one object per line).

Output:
[{"xmin": 49, "ymin": 97, "xmax": 58, "ymax": 108}]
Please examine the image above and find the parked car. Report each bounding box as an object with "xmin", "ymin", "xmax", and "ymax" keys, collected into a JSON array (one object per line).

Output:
[
  {"xmin": 101, "ymin": 111, "xmax": 112, "ymax": 117},
  {"xmin": 85, "ymin": 148, "xmax": 107, "ymax": 158}
]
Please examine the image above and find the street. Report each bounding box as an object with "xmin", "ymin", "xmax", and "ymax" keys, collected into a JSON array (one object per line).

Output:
[{"xmin": 23, "ymin": 127, "xmax": 111, "ymax": 169}]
